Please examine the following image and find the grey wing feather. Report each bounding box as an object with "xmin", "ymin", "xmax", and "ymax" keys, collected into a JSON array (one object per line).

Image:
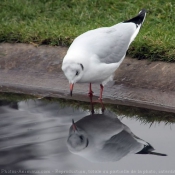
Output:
[
  {"xmin": 102, "ymin": 130, "xmax": 143, "ymax": 159},
  {"xmin": 99, "ymin": 24, "xmax": 136, "ymax": 64},
  {"xmin": 72, "ymin": 23, "xmax": 137, "ymax": 64},
  {"xmin": 67, "ymin": 10, "xmax": 146, "ymax": 65}
]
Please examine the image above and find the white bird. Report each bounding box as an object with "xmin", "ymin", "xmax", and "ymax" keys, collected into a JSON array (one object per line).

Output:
[
  {"xmin": 62, "ymin": 9, "xmax": 147, "ymax": 105},
  {"xmin": 67, "ymin": 113, "xmax": 167, "ymax": 163}
]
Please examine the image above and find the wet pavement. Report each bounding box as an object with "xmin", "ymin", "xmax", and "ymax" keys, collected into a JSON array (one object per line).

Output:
[
  {"xmin": 0, "ymin": 43, "xmax": 175, "ymax": 113},
  {"xmin": 0, "ymin": 99, "xmax": 174, "ymax": 175}
]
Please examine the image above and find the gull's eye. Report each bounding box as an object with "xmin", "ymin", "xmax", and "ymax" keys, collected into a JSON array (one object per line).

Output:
[
  {"xmin": 76, "ymin": 71, "xmax": 79, "ymax": 76},
  {"xmin": 79, "ymin": 135, "xmax": 84, "ymax": 142}
]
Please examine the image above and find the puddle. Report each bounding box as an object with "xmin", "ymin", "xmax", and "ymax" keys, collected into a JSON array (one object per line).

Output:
[{"xmin": 0, "ymin": 96, "xmax": 175, "ymax": 175}]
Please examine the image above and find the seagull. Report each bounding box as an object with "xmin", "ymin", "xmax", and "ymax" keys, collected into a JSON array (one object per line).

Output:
[
  {"xmin": 67, "ymin": 113, "xmax": 167, "ymax": 163},
  {"xmin": 62, "ymin": 9, "xmax": 146, "ymax": 108}
]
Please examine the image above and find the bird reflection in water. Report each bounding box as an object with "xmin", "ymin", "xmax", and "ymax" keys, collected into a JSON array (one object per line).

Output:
[{"xmin": 67, "ymin": 112, "xmax": 167, "ymax": 163}]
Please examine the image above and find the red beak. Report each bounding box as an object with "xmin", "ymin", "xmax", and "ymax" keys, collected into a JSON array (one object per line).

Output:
[
  {"xmin": 70, "ymin": 83, "xmax": 74, "ymax": 96},
  {"xmin": 72, "ymin": 119, "xmax": 77, "ymax": 132}
]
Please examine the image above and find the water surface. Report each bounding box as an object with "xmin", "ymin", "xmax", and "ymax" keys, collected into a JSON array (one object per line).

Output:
[{"xmin": 0, "ymin": 99, "xmax": 174, "ymax": 175}]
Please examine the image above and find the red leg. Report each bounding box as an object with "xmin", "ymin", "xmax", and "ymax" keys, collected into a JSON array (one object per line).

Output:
[
  {"xmin": 88, "ymin": 83, "xmax": 94, "ymax": 114},
  {"xmin": 99, "ymin": 84, "xmax": 105, "ymax": 112},
  {"xmin": 88, "ymin": 83, "xmax": 93, "ymax": 96},
  {"xmin": 99, "ymin": 84, "xmax": 104, "ymax": 100}
]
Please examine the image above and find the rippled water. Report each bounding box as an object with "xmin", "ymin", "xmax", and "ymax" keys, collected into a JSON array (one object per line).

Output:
[{"xmin": 0, "ymin": 99, "xmax": 174, "ymax": 175}]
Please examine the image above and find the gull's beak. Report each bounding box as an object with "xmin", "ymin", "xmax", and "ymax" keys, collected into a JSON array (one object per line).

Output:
[
  {"xmin": 70, "ymin": 83, "xmax": 74, "ymax": 96},
  {"xmin": 72, "ymin": 119, "xmax": 77, "ymax": 132}
]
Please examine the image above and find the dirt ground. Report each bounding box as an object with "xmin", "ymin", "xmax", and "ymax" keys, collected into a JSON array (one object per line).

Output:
[{"xmin": 0, "ymin": 43, "xmax": 175, "ymax": 113}]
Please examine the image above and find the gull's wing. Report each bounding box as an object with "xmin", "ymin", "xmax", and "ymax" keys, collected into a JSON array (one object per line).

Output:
[
  {"xmin": 67, "ymin": 23, "xmax": 136, "ymax": 64},
  {"xmin": 66, "ymin": 9, "xmax": 146, "ymax": 64},
  {"xmin": 101, "ymin": 129, "xmax": 144, "ymax": 161}
]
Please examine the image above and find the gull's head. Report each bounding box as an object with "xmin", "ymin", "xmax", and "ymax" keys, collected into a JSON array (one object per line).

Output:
[
  {"xmin": 62, "ymin": 61, "xmax": 84, "ymax": 96},
  {"xmin": 67, "ymin": 119, "xmax": 89, "ymax": 153}
]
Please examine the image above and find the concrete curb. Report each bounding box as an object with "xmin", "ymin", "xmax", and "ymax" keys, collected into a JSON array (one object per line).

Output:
[{"xmin": 0, "ymin": 43, "xmax": 175, "ymax": 113}]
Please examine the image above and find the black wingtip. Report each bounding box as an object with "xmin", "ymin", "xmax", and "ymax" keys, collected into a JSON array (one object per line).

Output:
[
  {"xmin": 136, "ymin": 144, "xmax": 154, "ymax": 155},
  {"xmin": 139, "ymin": 9, "xmax": 147, "ymax": 14},
  {"xmin": 123, "ymin": 9, "xmax": 147, "ymax": 26},
  {"xmin": 136, "ymin": 144, "xmax": 167, "ymax": 156},
  {"xmin": 138, "ymin": 9, "xmax": 147, "ymax": 19}
]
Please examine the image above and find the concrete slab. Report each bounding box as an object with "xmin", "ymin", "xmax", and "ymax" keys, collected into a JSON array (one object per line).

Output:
[{"xmin": 0, "ymin": 43, "xmax": 175, "ymax": 113}]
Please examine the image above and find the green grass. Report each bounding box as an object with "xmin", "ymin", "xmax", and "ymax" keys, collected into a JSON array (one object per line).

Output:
[
  {"xmin": 0, "ymin": 92, "xmax": 36, "ymax": 102},
  {"xmin": 1, "ymin": 92, "xmax": 175, "ymax": 125},
  {"xmin": 0, "ymin": 0, "xmax": 175, "ymax": 61}
]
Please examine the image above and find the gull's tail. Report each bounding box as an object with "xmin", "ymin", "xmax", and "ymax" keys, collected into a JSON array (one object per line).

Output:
[
  {"xmin": 124, "ymin": 9, "xmax": 147, "ymax": 27},
  {"xmin": 148, "ymin": 152, "xmax": 167, "ymax": 156}
]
